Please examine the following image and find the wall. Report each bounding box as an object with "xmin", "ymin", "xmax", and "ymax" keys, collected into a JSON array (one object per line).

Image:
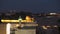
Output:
[
  {"xmin": 15, "ymin": 29, "xmax": 36, "ymax": 34},
  {"xmin": 0, "ymin": 24, "xmax": 6, "ymax": 34}
]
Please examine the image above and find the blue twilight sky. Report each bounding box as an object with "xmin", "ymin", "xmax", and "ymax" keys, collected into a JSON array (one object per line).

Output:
[{"xmin": 0, "ymin": 0, "xmax": 60, "ymax": 13}]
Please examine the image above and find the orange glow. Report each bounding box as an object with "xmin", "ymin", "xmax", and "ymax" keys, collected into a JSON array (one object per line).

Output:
[
  {"xmin": 25, "ymin": 16, "xmax": 34, "ymax": 22},
  {"xmin": 26, "ymin": 16, "xmax": 31, "ymax": 20}
]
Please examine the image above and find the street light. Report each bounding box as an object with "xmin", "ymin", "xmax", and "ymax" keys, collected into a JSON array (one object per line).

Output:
[
  {"xmin": 18, "ymin": 16, "xmax": 24, "ymax": 28},
  {"xmin": 18, "ymin": 16, "xmax": 22, "ymax": 24}
]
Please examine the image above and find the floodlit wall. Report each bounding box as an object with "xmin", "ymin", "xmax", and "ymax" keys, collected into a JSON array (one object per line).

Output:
[{"xmin": 15, "ymin": 29, "xmax": 36, "ymax": 34}]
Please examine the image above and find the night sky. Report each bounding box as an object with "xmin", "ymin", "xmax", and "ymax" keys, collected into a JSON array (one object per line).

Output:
[{"xmin": 0, "ymin": 0, "xmax": 60, "ymax": 13}]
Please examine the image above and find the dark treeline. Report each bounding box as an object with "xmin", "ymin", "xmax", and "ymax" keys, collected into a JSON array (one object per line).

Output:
[{"xmin": 0, "ymin": 11, "xmax": 33, "ymax": 20}]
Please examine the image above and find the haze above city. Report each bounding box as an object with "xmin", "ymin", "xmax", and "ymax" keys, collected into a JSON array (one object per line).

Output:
[{"xmin": 0, "ymin": 0, "xmax": 60, "ymax": 13}]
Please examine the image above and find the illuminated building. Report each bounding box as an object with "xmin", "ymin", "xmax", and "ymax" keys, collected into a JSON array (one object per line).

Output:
[{"xmin": 1, "ymin": 16, "xmax": 34, "ymax": 23}]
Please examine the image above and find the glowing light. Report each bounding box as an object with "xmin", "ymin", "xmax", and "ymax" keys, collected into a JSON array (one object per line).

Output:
[
  {"xmin": 18, "ymin": 16, "xmax": 22, "ymax": 20},
  {"xmin": 15, "ymin": 24, "xmax": 20, "ymax": 27},
  {"xmin": 1, "ymin": 16, "xmax": 34, "ymax": 23},
  {"xmin": 54, "ymin": 25, "xmax": 58, "ymax": 27},
  {"xmin": 46, "ymin": 26, "xmax": 51, "ymax": 27},
  {"xmin": 6, "ymin": 23, "xmax": 11, "ymax": 34},
  {"xmin": 18, "ymin": 18, "xmax": 22, "ymax": 21},
  {"xmin": 26, "ymin": 16, "xmax": 31, "ymax": 20},
  {"xmin": 50, "ymin": 13, "xmax": 56, "ymax": 15},
  {"xmin": 42, "ymin": 26, "xmax": 47, "ymax": 30},
  {"xmin": 1, "ymin": 19, "xmax": 34, "ymax": 22},
  {"xmin": 1, "ymin": 20, "xmax": 19, "ymax": 22}
]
